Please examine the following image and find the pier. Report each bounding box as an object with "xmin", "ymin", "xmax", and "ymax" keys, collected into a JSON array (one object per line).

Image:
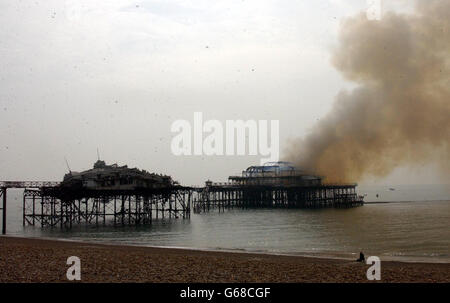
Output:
[
  {"xmin": 193, "ymin": 182, "xmax": 363, "ymax": 213},
  {"xmin": 0, "ymin": 162, "xmax": 363, "ymax": 233},
  {"xmin": 1, "ymin": 180, "xmax": 362, "ymax": 233},
  {"xmin": 192, "ymin": 162, "xmax": 364, "ymax": 213},
  {"xmin": 0, "ymin": 181, "xmax": 192, "ymax": 233},
  {"xmin": 1, "ymin": 182, "xmax": 61, "ymax": 234},
  {"xmin": 23, "ymin": 187, "xmax": 192, "ymax": 229}
]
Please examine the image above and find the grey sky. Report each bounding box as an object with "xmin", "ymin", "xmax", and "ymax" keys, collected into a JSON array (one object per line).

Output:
[{"xmin": 2, "ymin": 0, "xmax": 440, "ymax": 186}]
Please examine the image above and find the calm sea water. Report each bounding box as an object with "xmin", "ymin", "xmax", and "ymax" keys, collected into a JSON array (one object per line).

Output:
[{"xmin": 3, "ymin": 184, "xmax": 450, "ymax": 262}]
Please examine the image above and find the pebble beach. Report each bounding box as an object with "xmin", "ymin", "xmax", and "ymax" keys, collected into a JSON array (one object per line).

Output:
[{"xmin": 0, "ymin": 236, "xmax": 449, "ymax": 283}]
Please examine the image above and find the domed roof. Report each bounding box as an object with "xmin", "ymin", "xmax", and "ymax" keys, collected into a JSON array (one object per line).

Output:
[{"xmin": 263, "ymin": 161, "xmax": 296, "ymax": 169}]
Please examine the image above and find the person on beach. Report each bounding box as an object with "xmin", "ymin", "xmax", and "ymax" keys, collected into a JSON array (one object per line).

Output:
[{"xmin": 356, "ymin": 251, "xmax": 365, "ymax": 262}]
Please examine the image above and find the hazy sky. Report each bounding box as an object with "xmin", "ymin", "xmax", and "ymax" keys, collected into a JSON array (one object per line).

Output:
[{"xmin": 1, "ymin": 0, "xmax": 441, "ymax": 186}]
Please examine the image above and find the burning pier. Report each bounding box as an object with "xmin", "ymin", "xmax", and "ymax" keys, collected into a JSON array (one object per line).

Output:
[{"xmin": 193, "ymin": 162, "xmax": 364, "ymax": 212}]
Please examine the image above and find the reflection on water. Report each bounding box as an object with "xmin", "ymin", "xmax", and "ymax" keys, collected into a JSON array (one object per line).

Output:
[{"xmin": 2, "ymin": 185, "xmax": 450, "ymax": 262}]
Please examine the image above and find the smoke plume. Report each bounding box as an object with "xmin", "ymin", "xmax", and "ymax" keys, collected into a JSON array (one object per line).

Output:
[{"xmin": 285, "ymin": 0, "xmax": 450, "ymax": 183}]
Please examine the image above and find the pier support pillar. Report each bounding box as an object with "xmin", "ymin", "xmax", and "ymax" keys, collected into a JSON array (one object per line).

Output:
[{"xmin": 2, "ymin": 188, "xmax": 6, "ymax": 235}]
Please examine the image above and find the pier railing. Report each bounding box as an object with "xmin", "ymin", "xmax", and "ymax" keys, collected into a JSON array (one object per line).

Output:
[{"xmin": 0, "ymin": 181, "xmax": 60, "ymax": 188}]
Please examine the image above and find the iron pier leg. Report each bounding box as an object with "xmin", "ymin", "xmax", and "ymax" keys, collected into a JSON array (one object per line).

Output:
[
  {"xmin": 22, "ymin": 193, "xmax": 25, "ymax": 226},
  {"xmin": 2, "ymin": 188, "xmax": 6, "ymax": 235}
]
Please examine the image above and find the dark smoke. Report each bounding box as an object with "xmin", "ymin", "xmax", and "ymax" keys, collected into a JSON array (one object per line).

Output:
[{"xmin": 285, "ymin": 0, "xmax": 450, "ymax": 183}]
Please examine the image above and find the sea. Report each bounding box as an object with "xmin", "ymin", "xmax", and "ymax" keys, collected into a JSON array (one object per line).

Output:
[{"xmin": 2, "ymin": 184, "xmax": 450, "ymax": 263}]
